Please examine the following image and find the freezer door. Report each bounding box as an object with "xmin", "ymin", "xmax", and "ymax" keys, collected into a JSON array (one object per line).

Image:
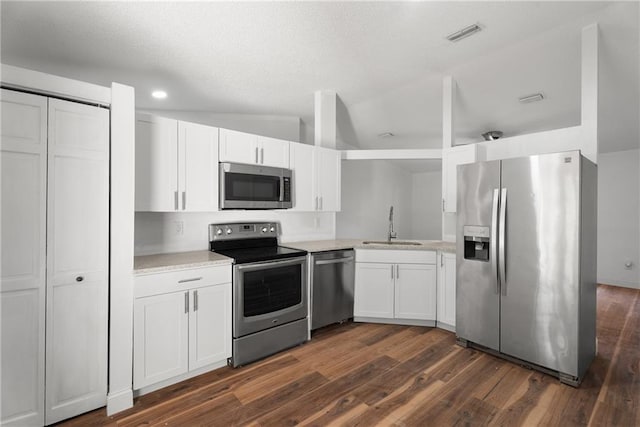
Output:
[
  {"xmin": 500, "ymin": 151, "xmax": 580, "ymax": 376},
  {"xmin": 456, "ymin": 160, "xmax": 501, "ymax": 351}
]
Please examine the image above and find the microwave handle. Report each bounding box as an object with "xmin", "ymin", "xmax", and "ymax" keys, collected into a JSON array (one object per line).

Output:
[{"xmin": 279, "ymin": 176, "xmax": 284, "ymax": 202}]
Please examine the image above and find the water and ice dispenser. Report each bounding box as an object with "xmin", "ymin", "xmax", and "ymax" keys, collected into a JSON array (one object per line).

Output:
[{"xmin": 463, "ymin": 225, "xmax": 490, "ymax": 261}]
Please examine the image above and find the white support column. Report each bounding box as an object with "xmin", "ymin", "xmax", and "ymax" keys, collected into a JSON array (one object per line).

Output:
[
  {"xmin": 107, "ymin": 82, "xmax": 135, "ymax": 415},
  {"xmin": 314, "ymin": 90, "xmax": 337, "ymax": 149},
  {"xmin": 581, "ymin": 23, "xmax": 599, "ymax": 163},
  {"xmin": 443, "ymin": 76, "xmax": 456, "ymax": 149}
]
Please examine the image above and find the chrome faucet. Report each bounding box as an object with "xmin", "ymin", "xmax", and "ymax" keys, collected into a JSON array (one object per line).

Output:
[{"xmin": 388, "ymin": 206, "xmax": 397, "ymax": 242}]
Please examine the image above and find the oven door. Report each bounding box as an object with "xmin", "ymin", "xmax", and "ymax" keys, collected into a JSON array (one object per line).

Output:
[
  {"xmin": 220, "ymin": 162, "xmax": 287, "ymax": 209},
  {"xmin": 233, "ymin": 256, "xmax": 307, "ymax": 337}
]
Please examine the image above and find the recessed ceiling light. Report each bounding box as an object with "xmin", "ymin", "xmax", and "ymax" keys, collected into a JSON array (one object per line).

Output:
[
  {"xmin": 151, "ymin": 90, "xmax": 167, "ymax": 99},
  {"xmin": 519, "ymin": 93, "xmax": 544, "ymax": 103},
  {"xmin": 378, "ymin": 132, "xmax": 394, "ymax": 138},
  {"xmin": 446, "ymin": 24, "xmax": 482, "ymax": 42}
]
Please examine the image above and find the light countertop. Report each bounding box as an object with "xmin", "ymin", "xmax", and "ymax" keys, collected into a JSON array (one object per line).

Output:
[
  {"xmin": 134, "ymin": 250, "xmax": 233, "ymax": 275},
  {"xmin": 282, "ymin": 239, "xmax": 456, "ymax": 253}
]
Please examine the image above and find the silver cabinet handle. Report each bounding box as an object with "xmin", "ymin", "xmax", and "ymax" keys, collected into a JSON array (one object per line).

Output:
[
  {"xmin": 260, "ymin": 147, "xmax": 264, "ymax": 164},
  {"xmin": 491, "ymin": 188, "xmax": 499, "ymax": 294},
  {"xmin": 441, "ymin": 253, "xmax": 444, "ymax": 267},
  {"xmin": 499, "ymin": 188, "xmax": 507, "ymax": 296},
  {"xmin": 391, "ymin": 265, "xmax": 394, "ymax": 279},
  {"xmin": 320, "ymin": 196, "xmax": 323, "ymax": 210},
  {"xmin": 442, "ymin": 198, "xmax": 445, "ymax": 212},
  {"xmin": 174, "ymin": 191, "xmax": 179, "ymax": 210},
  {"xmin": 178, "ymin": 277, "xmax": 202, "ymax": 284},
  {"xmin": 396, "ymin": 264, "xmax": 399, "ymax": 278},
  {"xmin": 194, "ymin": 290, "xmax": 198, "ymax": 311},
  {"xmin": 255, "ymin": 147, "xmax": 259, "ymax": 164},
  {"xmin": 184, "ymin": 292, "xmax": 189, "ymax": 314},
  {"xmin": 182, "ymin": 191, "xmax": 186, "ymax": 210},
  {"xmin": 315, "ymin": 196, "xmax": 319, "ymax": 211}
]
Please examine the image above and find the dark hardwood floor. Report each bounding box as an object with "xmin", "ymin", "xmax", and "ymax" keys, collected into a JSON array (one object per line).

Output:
[{"xmin": 61, "ymin": 284, "xmax": 639, "ymax": 426}]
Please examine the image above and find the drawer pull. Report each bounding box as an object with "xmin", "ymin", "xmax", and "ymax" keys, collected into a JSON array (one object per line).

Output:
[{"xmin": 178, "ymin": 277, "xmax": 202, "ymax": 284}]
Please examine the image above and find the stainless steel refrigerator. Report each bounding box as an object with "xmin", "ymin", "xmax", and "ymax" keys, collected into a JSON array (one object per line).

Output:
[{"xmin": 456, "ymin": 150, "xmax": 597, "ymax": 386}]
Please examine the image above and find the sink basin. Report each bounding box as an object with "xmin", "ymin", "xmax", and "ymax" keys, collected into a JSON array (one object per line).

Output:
[{"xmin": 362, "ymin": 240, "xmax": 422, "ymax": 246}]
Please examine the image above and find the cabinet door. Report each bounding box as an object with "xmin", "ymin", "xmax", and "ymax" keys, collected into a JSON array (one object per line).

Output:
[
  {"xmin": 315, "ymin": 147, "xmax": 341, "ymax": 212},
  {"xmin": 135, "ymin": 114, "xmax": 178, "ymax": 211},
  {"xmin": 0, "ymin": 89, "xmax": 47, "ymax": 427},
  {"xmin": 289, "ymin": 143, "xmax": 316, "ymax": 211},
  {"xmin": 219, "ymin": 128, "xmax": 258, "ymax": 165},
  {"xmin": 178, "ymin": 121, "xmax": 219, "ymax": 211},
  {"xmin": 394, "ymin": 264, "xmax": 436, "ymax": 321},
  {"xmin": 189, "ymin": 283, "xmax": 232, "ymax": 370},
  {"xmin": 46, "ymin": 99, "xmax": 109, "ymax": 424},
  {"xmin": 258, "ymin": 136, "xmax": 290, "ymax": 168},
  {"xmin": 442, "ymin": 145, "xmax": 477, "ymax": 213},
  {"xmin": 354, "ymin": 263, "xmax": 394, "ymax": 319},
  {"xmin": 437, "ymin": 253, "xmax": 457, "ymax": 328},
  {"xmin": 134, "ymin": 292, "xmax": 189, "ymax": 389}
]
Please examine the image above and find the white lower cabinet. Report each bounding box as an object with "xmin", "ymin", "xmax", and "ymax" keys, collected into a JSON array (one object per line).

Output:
[
  {"xmin": 437, "ymin": 252, "xmax": 457, "ymax": 331},
  {"xmin": 354, "ymin": 250, "xmax": 437, "ymax": 325},
  {"xmin": 134, "ymin": 266, "xmax": 232, "ymax": 391}
]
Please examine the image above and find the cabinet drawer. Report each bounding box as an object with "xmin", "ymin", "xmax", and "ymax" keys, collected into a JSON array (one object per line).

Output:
[
  {"xmin": 135, "ymin": 265, "xmax": 232, "ymax": 298},
  {"xmin": 355, "ymin": 249, "xmax": 436, "ymax": 265}
]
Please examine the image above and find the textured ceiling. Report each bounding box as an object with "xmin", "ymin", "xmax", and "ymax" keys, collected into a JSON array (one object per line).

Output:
[{"xmin": 1, "ymin": 1, "xmax": 637, "ymax": 153}]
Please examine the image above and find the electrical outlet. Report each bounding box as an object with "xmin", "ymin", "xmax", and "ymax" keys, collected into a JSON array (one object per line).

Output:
[{"xmin": 174, "ymin": 220, "xmax": 184, "ymax": 235}]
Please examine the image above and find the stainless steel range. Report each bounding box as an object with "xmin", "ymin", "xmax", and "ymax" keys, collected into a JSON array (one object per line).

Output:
[{"xmin": 209, "ymin": 222, "xmax": 308, "ymax": 367}]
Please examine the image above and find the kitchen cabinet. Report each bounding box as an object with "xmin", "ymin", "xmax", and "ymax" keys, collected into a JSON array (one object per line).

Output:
[
  {"xmin": 354, "ymin": 250, "xmax": 436, "ymax": 325},
  {"xmin": 437, "ymin": 252, "xmax": 456, "ymax": 331},
  {"xmin": 442, "ymin": 144, "xmax": 479, "ymax": 213},
  {"xmin": 289, "ymin": 143, "xmax": 341, "ymax": 212},
  {"xmin": 219, "ymin": 128, "xmax": 290, "ymax": 168},
  {"xmin": 1, "ymin": 90, "xmax": 109, "ymax": 426},
  {"xmin": 133, "ymin": 266, "xmax": 232, "ymax": 391},
  {"xmin": 136, "ymin": 114, "xmax": 219, "ymax": 212}
]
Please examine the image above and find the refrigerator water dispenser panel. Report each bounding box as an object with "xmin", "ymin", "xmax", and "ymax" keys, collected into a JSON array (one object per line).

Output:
[{"xmin": 463, "ymin": 225, "xmax": 490, "ymax": 262}]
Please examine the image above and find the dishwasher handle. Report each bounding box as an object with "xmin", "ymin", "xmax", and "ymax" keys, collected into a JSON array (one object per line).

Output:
[{"xmin": 314, "ymin": 256, "xmax": 354, "ymax": 266}]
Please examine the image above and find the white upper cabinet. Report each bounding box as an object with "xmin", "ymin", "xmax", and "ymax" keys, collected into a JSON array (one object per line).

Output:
[
  {"xmin": 315, "ymin": 146, "xmax": 341, "ymax": 212},
  {"xmin": 219, "ymin": 128, "xmax": 290, "ymax": 168},
  {"xmin": 136, "ymin": 114, "xmax": 219, "ymax": 212},
  {"xmin": 289, "ymin": 142, "xmax": 315, "ymax": 211},
  {"xmin": 289, "ymin": 144, "xmax": 341, "ymax": 212},
  {"xmin": 179, "ymin": 121, "xmax": 219, "ymax": 212},
  {"xmin": 442, "ymin": 144, "xmax": 479, "ymax": 213},
  {"xmin": 257, "ymin": 135, "xmax": 290, "ymax": 169}
]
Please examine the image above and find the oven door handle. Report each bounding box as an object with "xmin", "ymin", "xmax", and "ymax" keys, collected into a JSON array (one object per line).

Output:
[{"xmin": 235, "ymin": 256, "xmax": 307, "ymax": 272}]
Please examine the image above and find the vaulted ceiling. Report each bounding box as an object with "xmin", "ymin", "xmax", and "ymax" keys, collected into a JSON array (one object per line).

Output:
[{"xmin": 2, "ymin": 1, "xmax": 638, "ymax": 153}]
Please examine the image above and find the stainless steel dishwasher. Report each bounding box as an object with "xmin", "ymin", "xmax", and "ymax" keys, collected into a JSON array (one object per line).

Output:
[{"xmin": 310, "ymin": 250, "xmax": 355, "ymax": 330}]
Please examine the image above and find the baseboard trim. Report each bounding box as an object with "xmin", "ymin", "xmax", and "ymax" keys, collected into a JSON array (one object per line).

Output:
[
  {"xmin": 106, "ymin": 388, "xmax": 133, "ymax": 416},
  {"xmin": 436, "ymin": 321, "xmax": 456, "ymax": 333},
  {"xmin": 354, "ymin": 317, "xmax": 436, "ymax": 327}
]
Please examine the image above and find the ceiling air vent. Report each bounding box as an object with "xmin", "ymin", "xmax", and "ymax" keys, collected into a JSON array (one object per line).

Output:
[{"xmin": 446, "ymin": 24, "xmax": 482, "ymax": 42}]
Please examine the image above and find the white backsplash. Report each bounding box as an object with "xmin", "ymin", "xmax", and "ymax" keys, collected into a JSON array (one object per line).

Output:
[{"xmin": 135, "ymin": 211, "xmax": 336, "ymax": 256}]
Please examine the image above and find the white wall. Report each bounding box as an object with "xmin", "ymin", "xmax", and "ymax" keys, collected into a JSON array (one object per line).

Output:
[
  {"xmin": 142, "ymin": 109, "xmax": 304, "ymax": 142},
  {"xmin": 135, "ymin": 211, "xmax": 335, "ymax": 255},
  {"xmin": 336, "ymin": 160, "xmax": 413, "ymax": 240},
  {"xmin": 411, "ymin": 171, "xmax": 442, "ymax": 239},
  {"xmin": 597, "ymin": 149, "xmax": 640, "ymax": 288}
]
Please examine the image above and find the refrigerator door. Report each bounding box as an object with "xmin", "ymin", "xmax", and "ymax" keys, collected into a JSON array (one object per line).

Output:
[
  {"xmin": 456, "ymin": 160, "xmax": 501, "ymax": 351},
  {"xmin": 499, "ymin": 151, "xmax": 580, "ymax": 376}
]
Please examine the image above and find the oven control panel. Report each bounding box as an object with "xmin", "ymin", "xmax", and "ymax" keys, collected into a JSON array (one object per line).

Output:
[{"xmin": 209, "ymin": 222, "xmax": 279, "ymax": 241}]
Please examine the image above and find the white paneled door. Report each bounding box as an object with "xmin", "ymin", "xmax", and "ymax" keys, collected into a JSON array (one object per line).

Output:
[
  {"xmin": 45, "ymin": 99, "xmax": 109, "ymax": 425},
  {"xmin": 0, "ymin": 89, "xmax": 47, "ymax": 427}
]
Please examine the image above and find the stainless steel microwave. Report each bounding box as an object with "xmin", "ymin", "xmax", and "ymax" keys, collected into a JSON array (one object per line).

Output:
[{"xmin": 219, "ymin": 162, "xmax": 292, "ymax": 209}]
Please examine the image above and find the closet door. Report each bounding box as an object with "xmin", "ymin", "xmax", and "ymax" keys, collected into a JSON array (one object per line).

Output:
[
  {"xmin": 45, "ymin": 99, "xmax": 109, "ymax": 424},
  {"xmin": 0, "ymin": 89, "xmax": 47, "ymax": 426}
]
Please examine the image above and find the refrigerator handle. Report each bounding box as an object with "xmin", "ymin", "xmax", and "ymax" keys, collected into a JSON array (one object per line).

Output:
[
  {"xmin": 499, "ymin": 188, "xmax": 507, "ymax": 295},
  {"xmin": 491, "ymin": 188, "xmax": 500, "ymax": 294}
]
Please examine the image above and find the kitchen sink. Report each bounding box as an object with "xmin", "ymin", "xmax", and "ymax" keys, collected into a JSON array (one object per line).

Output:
[{"xmin": 362, "ymin": 240, "xmax": 422, "ymax": 246}]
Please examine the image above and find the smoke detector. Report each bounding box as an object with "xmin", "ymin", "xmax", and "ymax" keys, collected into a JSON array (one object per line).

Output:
[{"xmin": 482, "ymin": 131, "xmax": 503, "ymax": 141}]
